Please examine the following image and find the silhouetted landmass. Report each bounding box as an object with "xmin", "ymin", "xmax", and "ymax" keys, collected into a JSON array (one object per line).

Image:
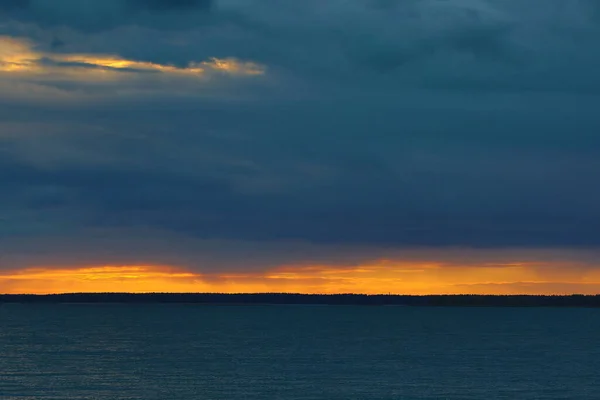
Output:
[{"xmin": 1, "ymin": 293, "xmax": 600, "ymax": 307}]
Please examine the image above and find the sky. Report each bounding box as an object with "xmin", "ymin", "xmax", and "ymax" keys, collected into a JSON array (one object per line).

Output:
[{"xmin": 1, "ymin": 0, "xmax": 600, "ymax": 295}]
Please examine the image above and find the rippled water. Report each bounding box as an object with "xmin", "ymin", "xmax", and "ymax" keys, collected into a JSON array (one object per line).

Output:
[{"xmin": 1, "ymin": 304, "xmax": 599, "ymax": 399}]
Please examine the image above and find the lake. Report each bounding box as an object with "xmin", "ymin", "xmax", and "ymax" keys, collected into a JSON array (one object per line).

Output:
[{"xmin": 1, "ymin": 304, "xmax": 599, "ymax": 399}]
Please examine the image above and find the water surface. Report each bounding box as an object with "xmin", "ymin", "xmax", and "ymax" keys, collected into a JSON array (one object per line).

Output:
[{"xmin": 1, "ymin": 305, "xmax": 599, "ymax": 399}]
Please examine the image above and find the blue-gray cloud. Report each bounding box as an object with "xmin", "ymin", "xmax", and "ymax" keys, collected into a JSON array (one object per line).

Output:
[
  {"xmin": 0, "ymin": 0, "xmax": 213, "ymax": 32},
  {"xmin": 1, "ymin": 0, "xmax": 600, "ymax": 271},
  {"xmin": 2, "ymin": 96, "xmax": 600, "ymax": 248}
]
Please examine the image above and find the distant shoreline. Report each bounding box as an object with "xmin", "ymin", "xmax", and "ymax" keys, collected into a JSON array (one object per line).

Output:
[{"xmin": 2, "ymin": 293, "xmax": 600, "ymax": 307}]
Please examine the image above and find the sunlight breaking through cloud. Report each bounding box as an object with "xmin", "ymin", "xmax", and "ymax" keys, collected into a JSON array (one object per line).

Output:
[{"xmin": 0, "ymin": 36, "xmax": 265, "ymax": 81}]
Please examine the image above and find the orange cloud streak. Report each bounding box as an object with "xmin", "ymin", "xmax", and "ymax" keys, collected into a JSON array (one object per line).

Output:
[
  {"xmin": 2, "ymin": 261, "xmax": 600, "ymax": 295},
  {"xmin": 0, "ymin": 36, "xmax": 265, "ymax": 80}
]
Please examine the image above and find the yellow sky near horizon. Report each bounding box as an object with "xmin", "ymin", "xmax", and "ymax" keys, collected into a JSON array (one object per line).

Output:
[{"xmin": 2, "ymin": 261, "xmax": 600, "ymax": 295}]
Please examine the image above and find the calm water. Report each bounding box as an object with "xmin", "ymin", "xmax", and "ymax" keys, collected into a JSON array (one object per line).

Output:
[{"xmin": 1, "ymin": 305, "xmax": 599, "ymax": 399}]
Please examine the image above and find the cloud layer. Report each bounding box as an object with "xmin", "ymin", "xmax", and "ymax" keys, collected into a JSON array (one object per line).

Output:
[
  {"xmin": 1, "ymin": 0, "xmax": 600, "ymax": 293},
  {"xmin": 0, "ymin": 35, "xmax": 265, "ymax": 102},
  {"xmin": 0, "ymin": 0, "xmax": 214, "ymax": 32}
]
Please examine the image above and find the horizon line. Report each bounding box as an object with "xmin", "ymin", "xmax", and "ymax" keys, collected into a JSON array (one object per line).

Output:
[{"xmin": 2, "ymin": 292, "xmax": 599, "ymax": 297}]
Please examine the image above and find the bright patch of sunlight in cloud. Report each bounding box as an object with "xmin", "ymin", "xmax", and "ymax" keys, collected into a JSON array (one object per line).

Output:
[{"xmin": 0, "ymin": 36, "xmax": 265, "ymax": 81}]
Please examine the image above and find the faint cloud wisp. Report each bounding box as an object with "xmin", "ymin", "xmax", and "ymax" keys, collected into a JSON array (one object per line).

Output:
[{"xmin": 0, "ymin": 35, "xmax": 266, "ymax": 101}]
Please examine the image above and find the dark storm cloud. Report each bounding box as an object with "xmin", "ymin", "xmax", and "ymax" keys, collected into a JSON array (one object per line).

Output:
[
  {"xmin": 0, "ymin": 0, "xmax": 29, "ymax": 11},
  {"xmin": 0, "ymin": 0, "xmax": 213, "ymax": 32},
  {"xmin": 2, "ymin": 0, "xmax": 600, "ymax": 272},
  {"xmin": 0, "ymin": 0, "xmax": 213, "ymax": 13},
  {"xmin": 136, "ymin": 0, "xmax": 212, "ymax": 11},
  {"xmin": 2, "ymin": 96, "xmax": 600, "ymax": 248},
  {"xmin": 3, "ymin": 0, "xmax": 600, "ymax": 94}
]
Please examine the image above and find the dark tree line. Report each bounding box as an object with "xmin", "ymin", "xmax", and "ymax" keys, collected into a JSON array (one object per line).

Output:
[{"xmin": 1, "ymin": 293, "xmax": 600, "ymax": 307}]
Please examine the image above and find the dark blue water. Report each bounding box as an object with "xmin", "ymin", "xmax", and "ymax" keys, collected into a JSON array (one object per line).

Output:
[{"xmin": 1, "ymin": 305, "xmax": 599, "ymax": 399}]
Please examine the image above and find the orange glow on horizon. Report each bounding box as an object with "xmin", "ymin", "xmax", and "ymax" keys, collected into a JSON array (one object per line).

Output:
[{"xmin": 2, "ymin": 261, "xmax": 600, "ymax": 295}]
